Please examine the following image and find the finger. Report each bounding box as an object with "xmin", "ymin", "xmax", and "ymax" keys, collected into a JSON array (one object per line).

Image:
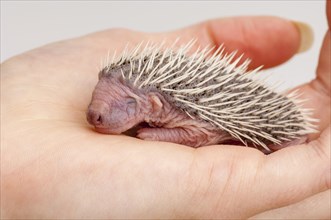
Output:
[
  {"xmin": 82, "ymin": 16, "xmax": 309, "ymax": 70},
  {"xmin": 185, "ymin": 127, "xmax": 330, "ymax": 219},
  {"xmin": 162, "ymin": 16, "xmax": 311, "ymax": 69},
  {"xmin": 314, "ymin": 31, "xmax": 331, "ymax": 96},
  {"xmin": 312, "ymin": 0, "xmax": 330, "ymax": 95},
  {"xmin": 250, "ymin": 126, "xmax": 330, "ymax": 215},
  {"xmin": 291, "ymin": 1, "xmax": 330, "ymax": 136},
  {"xmin": 251, "ymin": 190, "xmax": 331, "ymax": 219},
  {"xmin": 288, "ymin": 83, "xmax": 330, "ymax": 139}
]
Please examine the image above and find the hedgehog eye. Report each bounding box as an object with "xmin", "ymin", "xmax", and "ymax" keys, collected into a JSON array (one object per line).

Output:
[
  {"xmin": 126, "ymin": 97, "xmax": 137, "ymax": 106},
  {"xmin": 125, "ymin": 97, "xmax": 137, "ymax": 115}
]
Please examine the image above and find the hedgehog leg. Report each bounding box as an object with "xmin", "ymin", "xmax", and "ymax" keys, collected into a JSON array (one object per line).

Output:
[{"xmin": 136, "ymin": 127, "xmax": 229, "ymax": 147}]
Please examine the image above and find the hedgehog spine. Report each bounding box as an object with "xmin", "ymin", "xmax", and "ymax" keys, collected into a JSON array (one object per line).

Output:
[{"xmin": 101, "ymin": 40, "xmax": 317, "ymax": 151}]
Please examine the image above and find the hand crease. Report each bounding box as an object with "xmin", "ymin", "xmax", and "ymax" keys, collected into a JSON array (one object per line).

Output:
[{"xmin": 310, "ymin": 78, "xmax": 331, "ymax": 97}]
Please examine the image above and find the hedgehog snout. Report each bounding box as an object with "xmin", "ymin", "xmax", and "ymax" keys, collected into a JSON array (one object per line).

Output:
[
  {"xmin": 87, "ymin": 108, "xmax": 103, "ymax": 126},
  {"xmin": 86, "ymin": 101, "xmax": 109, "ymax": 127}
]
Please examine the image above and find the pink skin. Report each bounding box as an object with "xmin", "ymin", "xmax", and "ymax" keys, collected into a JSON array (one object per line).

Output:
[
  {"xmin": 87, "ymin": 73, "xmax": 307, "ymax": 150},
  {"xmin": 86, "ymin": 74, "xmax": 232, "ymax": 147}
]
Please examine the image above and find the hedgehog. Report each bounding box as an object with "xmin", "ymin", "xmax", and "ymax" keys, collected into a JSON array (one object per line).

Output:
[{"xmin": 86, "ymin": 40, "xmax": 317, "ymax": 153}]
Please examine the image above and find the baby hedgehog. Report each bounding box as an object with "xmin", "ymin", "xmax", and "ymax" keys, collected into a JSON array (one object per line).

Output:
[{"xmin": 86, "ymin": 40, "xmax": 316, "ymax": 152}]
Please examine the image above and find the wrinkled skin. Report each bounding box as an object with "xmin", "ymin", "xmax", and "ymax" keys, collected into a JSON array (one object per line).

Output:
[
  {"xmin": 87, "ymin": 72, "xmax": 306, "ymax": 151},
  {"xmin": 87, "ymin": 75, "xmax": 146, "ymax": 134},
  {"xmin": 87, "ymin": 72, "xmax": 233, "ymax": 147}
]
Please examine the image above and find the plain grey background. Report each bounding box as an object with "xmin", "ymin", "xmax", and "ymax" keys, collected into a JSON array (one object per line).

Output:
[{"xmin": 1, "ymin": 1, "xmax": 328, "ymax": 91}]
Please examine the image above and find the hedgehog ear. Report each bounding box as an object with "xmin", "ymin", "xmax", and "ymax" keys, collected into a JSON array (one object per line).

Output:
[{"xmin": 148, "ymin": 93, "xmax": 163, "ymax": 112}]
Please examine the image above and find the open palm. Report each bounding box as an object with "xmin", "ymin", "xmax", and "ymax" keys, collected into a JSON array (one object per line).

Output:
[{"xmin": 2, "ymin": 11, "xmax": 330, "ymax": 220}]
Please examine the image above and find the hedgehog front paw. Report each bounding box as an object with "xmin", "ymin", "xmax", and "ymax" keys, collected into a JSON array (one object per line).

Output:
[
  {"xmin": 136, "ymin": 127, "xmax": 213, "ymax": 147},
  {"xmin": 137, "ymin": 127, "xmax": 183, "ymax": 142},
  {"xmin": 136, "ymin": 128, "xmax": 158, "ymax": 141},
  {"xmin": 137, "ymin": 127, "xmax": 191, "ymax": 145}
]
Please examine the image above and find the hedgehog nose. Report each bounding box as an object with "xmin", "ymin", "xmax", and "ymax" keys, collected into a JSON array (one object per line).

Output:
[{"xmin": 87, "ymin": 109, "xmax": 103, "ymax": 126}]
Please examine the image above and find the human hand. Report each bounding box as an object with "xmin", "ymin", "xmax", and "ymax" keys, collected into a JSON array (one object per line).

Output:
[
  {"xmin": 252, "ymin": 2, "xmax": 331, "ymax": 218},
  {"xmin": 1, "ymin": 5, "xmax": 330, "ymax": 220}
]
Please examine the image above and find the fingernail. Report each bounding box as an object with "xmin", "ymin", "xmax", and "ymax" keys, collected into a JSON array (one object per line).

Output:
[{"xmin": 292, "ymin": 21, "xmax": 314, "ymax": 53}]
